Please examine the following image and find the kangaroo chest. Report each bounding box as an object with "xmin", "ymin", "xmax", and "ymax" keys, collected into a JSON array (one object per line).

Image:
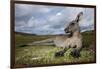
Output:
[
  {"xmin": 54, "ymin": 36, "xmax": 82, "ymax": 48},
  {"xmin": 64, "ymin": 37, "xmax": 82, "ymax": 48}
]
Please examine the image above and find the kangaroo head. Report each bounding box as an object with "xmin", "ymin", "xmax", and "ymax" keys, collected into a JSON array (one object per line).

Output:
[{"xmin": 64, "ymin": 12, "xmax": 83, "ymax": 34}]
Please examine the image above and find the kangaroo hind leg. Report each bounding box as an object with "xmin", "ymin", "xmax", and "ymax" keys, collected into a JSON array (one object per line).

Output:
[
  {"xmin": 70, "ymin": 45, "xmax": 81, "ymax": 58},
  {"xmin": 55, "ymin": 47, "xmax": 68, "ymax": 57}
]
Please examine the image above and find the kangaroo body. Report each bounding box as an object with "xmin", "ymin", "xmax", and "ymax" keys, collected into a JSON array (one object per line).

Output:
[
  {"xmin": 54, "ymin": 34, "xmax": 82, "ymax": 48},
  {"xmin": 29, "ymin": 34, "xmax": 82, "ymax": 48}
]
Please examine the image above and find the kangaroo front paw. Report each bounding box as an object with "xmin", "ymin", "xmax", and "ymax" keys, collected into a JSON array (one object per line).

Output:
[
  {"xmin": 70, "ymin": 50, "xmax": 80, "ymax": 58},
  {"xmin": 55, "ymin": 51, "xmax": 64, "ymax": 57}
]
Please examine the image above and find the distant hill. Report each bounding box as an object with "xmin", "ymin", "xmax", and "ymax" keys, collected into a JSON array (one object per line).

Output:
[
  {"xmin": 15, "ymin": 30, "xmax": 95, "ymax": 36},
  {"xmin": 15, "ymin": 32, "xmax": 37, "ymax": 36},
  {"xmin": 81, "ymin": 30, "xmax": 94, "ymax": 35}
]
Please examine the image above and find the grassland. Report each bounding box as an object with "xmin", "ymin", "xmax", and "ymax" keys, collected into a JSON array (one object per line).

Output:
[{"xmin": 14, "ymin": 31, "xmax": 96, "ymax": 67}]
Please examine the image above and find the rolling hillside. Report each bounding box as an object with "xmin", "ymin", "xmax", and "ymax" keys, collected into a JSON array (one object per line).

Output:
[{"xmin": 14, "ymin": 30, "xmax": 96, "ymax": 67}]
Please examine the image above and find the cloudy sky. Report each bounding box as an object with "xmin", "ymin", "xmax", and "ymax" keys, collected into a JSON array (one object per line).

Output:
[{"xmin": 15, "ymin": 4, "xmax": 94, "ymax": 35}]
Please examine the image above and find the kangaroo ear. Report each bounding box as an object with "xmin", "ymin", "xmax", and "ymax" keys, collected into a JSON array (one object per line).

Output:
[{"xmin": 75, "ymin": 12, "xmax": 83, "ymax": 22}]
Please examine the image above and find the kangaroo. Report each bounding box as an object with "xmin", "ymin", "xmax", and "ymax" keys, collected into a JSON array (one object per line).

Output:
[{"xmin": 24, "ymin": 12, "xmax": 83, "ymax": 58}]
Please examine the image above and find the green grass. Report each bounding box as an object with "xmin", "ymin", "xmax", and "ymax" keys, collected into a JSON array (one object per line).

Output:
[{"xmin": 14, "ymin": 31, "xmax": 96, "ymax": 67}]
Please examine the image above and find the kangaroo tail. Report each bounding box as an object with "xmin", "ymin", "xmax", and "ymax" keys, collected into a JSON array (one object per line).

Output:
[
  {"xmin": 19, "ymin": 38, "xmax": 54, "ymax": 47},
  {"xmin": 27, "ymin": 38, "xmax": 54, "ymax": 46}
]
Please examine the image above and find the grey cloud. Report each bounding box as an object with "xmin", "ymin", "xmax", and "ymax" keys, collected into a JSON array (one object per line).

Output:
[{"xmin": 15, "ymin": 4, "xmax": 94, "ymax": 35}]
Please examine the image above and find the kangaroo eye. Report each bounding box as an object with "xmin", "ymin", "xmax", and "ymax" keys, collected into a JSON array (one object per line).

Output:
[{"xmin": 71, "ymin": 23, "xmax": 75, "ymax": 25}]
